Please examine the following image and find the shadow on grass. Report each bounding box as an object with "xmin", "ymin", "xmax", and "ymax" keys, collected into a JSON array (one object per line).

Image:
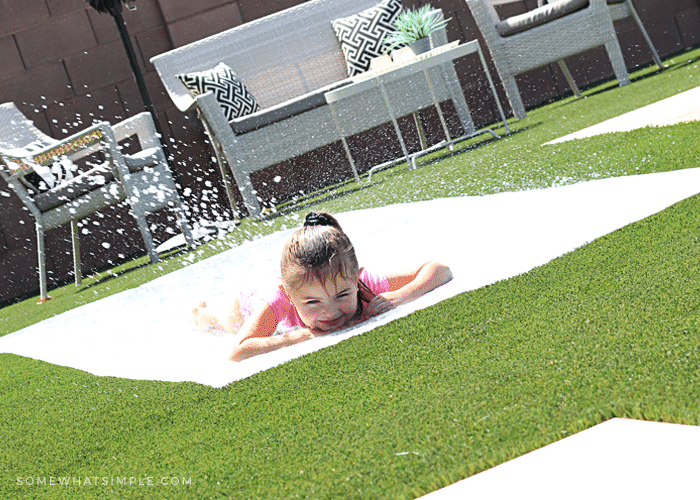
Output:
[
  {"xmin": 549, "ymin": 53, "xmax": 700, "ymax": 108},
  {"xmin": 260, "ymin": 180, "xmax": 377, "ymax": 222},
  {"xmin": 413, "ymin": 124, "xmax": 537, "ymax": 168},
  {"xmin": 259, "ymin": 124, "xmax": 535, "ymax": 220}
]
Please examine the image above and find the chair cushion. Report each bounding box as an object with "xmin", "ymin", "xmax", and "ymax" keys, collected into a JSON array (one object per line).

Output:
[
  {"xmin": 331, "ymin": 0, "xmax": 404, "ymax": 77},
  {"xmin": 32, "ymin": 153, "xmax": 154, "ymax": 212},
  {"xmin": 177, "ymin": 62, "xmax": 262, "ymax": 121},
  {"xmin": 4, "ymin": 140, "xmax": 76, "ymax": 193},
  {"xmin": 21, "ymin": 158, "xmax": 78, "ymax": 193},
  {"xmin": 33, "ymin": 165, "xmax": 116, "ymax": 212},
  {"xmin": 496, "ymin": 0, "xmax": 590, "ymax": 37},
  {"xmin": 230, "ymin": 80, "xmax": 353, "ymax": 135}
]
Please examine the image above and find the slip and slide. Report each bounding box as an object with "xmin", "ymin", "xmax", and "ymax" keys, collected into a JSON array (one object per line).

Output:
[{"xmin": 1, "ymin": 166, "xmax": 699, "ymax": 386}]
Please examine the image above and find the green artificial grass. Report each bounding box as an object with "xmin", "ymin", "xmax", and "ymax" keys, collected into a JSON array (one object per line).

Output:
[
  {"xmin": 2, "ymin": 48, "xmax": 700, "ymax": 499},
  {"xmin": 2, "ymin": 181, "xmax": 698, "ymax": 499}
]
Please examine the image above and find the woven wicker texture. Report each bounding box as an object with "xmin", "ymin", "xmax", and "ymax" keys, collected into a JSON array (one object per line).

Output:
[
  {"xmin": 0, "ymin": 103, "xmax": 193, "ymax": 300},
  {"xmin": 467, "ymin": 0, "xmax": 630, "ymax": 119},
  {"xmin": 534, "ymin": 0, "xmax": 665, "ymax": 97},
  {"xmin": 152, "ymin": 0, "xmax": 385, "ymax": 111},
  {"xmin": 151, "ymin": 0, "xmax": 475, "ymax": 218},
  {"xmin": 0, "ymin": 103, "xmax": 58, "ymax": 151}
]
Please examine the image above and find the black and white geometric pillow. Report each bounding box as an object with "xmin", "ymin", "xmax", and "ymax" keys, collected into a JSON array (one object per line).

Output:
[
  {"xmin": 29, "ymin": 157, "xmax": 77, "ymax": 192},
  {"xmin": 177, "ymin": 62, "xmax": 261, "ymax": 122},
  {"xmin": 48, "ymin": 157, "xmax": 77, "ymax": 186},
  {"xmin": 331, "ymin": 0, "xmax": 404, "ymax": 77},
  {"xmin": 15, "ymin": 141, "xmax": 76, "ymax": 193}
]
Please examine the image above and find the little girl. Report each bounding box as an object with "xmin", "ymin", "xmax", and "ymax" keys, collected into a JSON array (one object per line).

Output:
[{"xmin": 193, "ymin": 211, "xmax": 452, "ymax": 361}]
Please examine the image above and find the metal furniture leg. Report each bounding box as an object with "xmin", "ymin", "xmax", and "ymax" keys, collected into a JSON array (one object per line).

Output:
[
  {"xmin": 557, "ymin": 60, "xmax": 582, "ymax": 97},
  {"xmin": 36, "ymin": 223, "xmax": 48, "ymax": 303},
  {"xmin": 377, "ymin": 79, "xmax": 414, "ymax": 169},
  {"xmin": 423, "ymin": 68, "xmax": 454, "ymax": 150},
  {"xmin": 625, "ymin": 0, "xmax": 664, "ymax": 69},
  {"xmin": 71, "ymin": 220, "xmax": 82, "ymax": 286},
  {"xmin": 328, "ymin": 101, "xmax": 361, "ymax": 182},
  {"xmin": 413, "ymin": 112, "xmax": 428, "ymax": 151},
  {"xmin": 476, "ymin": 45, "xmax": 510, "ymax": 136},
  {"xmin": 199, "ymin": 112, "xmax": 242, "ymax": 218}
]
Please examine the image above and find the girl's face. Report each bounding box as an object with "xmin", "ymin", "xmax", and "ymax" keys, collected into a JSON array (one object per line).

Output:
[{"xmin": 285, "ymin": 272, "xmax": 359, "ymax": 332}]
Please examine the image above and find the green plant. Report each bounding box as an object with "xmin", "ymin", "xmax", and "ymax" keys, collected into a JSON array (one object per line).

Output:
[{"xmin": 383, "ymin": 5, "xmax": 450, "ymax": 53}]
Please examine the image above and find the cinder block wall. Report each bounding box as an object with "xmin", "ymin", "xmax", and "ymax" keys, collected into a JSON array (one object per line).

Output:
[{"xmin": 1, "ymin": 0, "xmax": 698, "ymax": 305}]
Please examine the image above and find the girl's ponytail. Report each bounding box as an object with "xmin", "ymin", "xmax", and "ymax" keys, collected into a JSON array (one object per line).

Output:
[{"xmin": 303, "ymin": 211, "xmax": 341, "ymax": 230}]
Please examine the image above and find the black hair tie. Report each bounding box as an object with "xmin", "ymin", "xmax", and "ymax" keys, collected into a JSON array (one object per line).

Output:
[{"xmin": 304, "ymin": 212, "xmax": 331, "ymax": 227}]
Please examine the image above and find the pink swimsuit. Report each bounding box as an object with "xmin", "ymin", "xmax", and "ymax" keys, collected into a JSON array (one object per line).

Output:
[{"xmin": 238, "ymin": 268, "xmax": 390, "ymax": 329}]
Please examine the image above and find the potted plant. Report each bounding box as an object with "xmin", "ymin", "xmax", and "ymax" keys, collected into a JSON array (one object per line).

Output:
[{"xmin": 383, "ymin": 5, "xmax": 451, "ymax": 56}]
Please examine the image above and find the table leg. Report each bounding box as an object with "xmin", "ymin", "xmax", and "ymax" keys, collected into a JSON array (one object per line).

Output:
[
  {"xmin": 423, "ymin": 68, "xmax": 454, "ymax": 151},
  {"xmin": 439, "ymin": 61, "xmax": 476, "ymax": 136},
  {"xmin": 413, "ymin": 112, "xmax": 428, "ymax": 151},
  {"xmin": 378, "ymin": 78, "xmax": 414, "ymax": 169},
  {"xmin": 328, "ymin": 101, "xmax": 361, "ymax": 182},
  {"xmin": 476, "ymin": 45, "xmax": 510, "ymax": 135},
  {"xmin": 71, "ymin": 219, "xmax": 82, "ymax": 286}
]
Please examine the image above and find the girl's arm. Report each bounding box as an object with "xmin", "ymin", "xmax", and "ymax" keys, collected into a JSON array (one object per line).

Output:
[
  {"xmin": 228, "ymin": 262, "xmax": 452, "ymax": 361},
  {"xmin": 365, "ymin": 261, "xmax": 452, "ymax": 317},
  {"xmin": 229, "ymin": 328, "xmax": 318, "ymax": 362},
  {"xmin": 227, "ymin": 300, "xmax": 279, "ymax": 360}
]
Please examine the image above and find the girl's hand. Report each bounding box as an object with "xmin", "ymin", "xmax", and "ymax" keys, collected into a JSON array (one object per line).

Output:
[{"xmin": 364, "ymin": 291, "xmax": 402, "ymax": 318}]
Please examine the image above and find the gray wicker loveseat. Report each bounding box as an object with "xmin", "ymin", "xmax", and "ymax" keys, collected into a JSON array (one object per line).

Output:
[{"xmin": 151, "ymin": 0, "xmax": 477, "ymax": 218}]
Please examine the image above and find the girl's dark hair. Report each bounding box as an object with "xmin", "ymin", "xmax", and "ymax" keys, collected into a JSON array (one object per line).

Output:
[
  {"xmin": 281, "ymin": 211, "xmax": 359, "ymax": 288},
  {"xmin": 282, "ymin": 211, "xmax": 377, "ymax": 318}
]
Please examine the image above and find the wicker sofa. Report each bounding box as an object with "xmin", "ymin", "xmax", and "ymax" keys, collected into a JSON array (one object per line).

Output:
[{"xmin": 151, "ymin": 0, "xmax": 477, "ymax": 218}]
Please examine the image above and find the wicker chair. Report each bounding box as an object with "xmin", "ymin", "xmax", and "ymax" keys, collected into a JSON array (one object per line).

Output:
[
  {"xmin": 467, "ymin": 0, "xmax": 632, "ymax": 119},
  {"xmin": 0, "ymin": 103, "xmax": 193, "ymax": 302},
  {"xmin": 540, "ymin": 0, "xmax": 665, "ymax": 97}
]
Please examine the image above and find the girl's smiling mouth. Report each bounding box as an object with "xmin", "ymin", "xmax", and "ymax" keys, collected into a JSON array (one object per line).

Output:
[{"xmin": 317, "ymin": 316, "xmax": 346, "ymax": 330}]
